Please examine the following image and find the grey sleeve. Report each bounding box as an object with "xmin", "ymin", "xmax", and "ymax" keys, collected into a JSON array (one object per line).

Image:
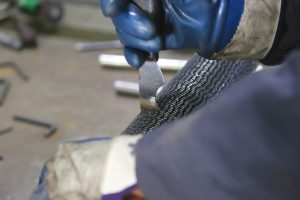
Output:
[{"xmin": 135, "ymin": 50, "xmax": 300, "ymax": 200}]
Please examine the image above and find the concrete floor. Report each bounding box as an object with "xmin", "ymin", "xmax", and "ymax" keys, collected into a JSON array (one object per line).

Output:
[
  {"xmin": 62, "ymin": 2, "xmax": 116, "ymax": 34},
  {"xmin": 0, "ymin": 36, "xmax": 143, "ymax": 200}
]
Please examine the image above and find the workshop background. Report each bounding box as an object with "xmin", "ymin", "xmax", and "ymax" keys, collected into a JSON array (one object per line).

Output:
[{"xmin": 0, "ymin": 0, "xmax": 190, "ymax": 199}]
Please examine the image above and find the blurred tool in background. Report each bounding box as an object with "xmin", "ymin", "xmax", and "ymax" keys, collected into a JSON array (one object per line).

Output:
[
  {"xmin": 14, "ymin": 0, "xmax": 64, "ymax": 31},
  {"xmin": 0, "ymin": 78, "xmax": 10, "ymax": 106},
  {"xmin": 0, "ymin": 61, "xmax": 29, "ymax": 81},
  {"xmin": 14, "ymin": 115, "xmax": 57, "ymax": 138},
  {"xmin": 0, "ymin": 61, "xmax": 28, "ymax": 106},
  {"xmin": 0, "ymin": 127, "xmax": 13, "ymax": 136},
  {"xmin": 0, "ymin": 0, "xmax": 64, "ymax": 49},
  {"xmin": 0, "ymin": 31, "xmax": 22, "ymax": 49}
]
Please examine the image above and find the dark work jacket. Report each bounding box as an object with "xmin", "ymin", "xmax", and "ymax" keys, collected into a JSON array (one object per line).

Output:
[
  {"xmin": 262, "ymin": 0, "xmax": 300, "ymax": 65},
  {"xmin": 136, "ymin": 50, "xmax": 300, "ymax": 199}
]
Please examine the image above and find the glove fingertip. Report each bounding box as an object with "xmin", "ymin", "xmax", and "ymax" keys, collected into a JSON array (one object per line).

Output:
[
  {"xmin": 124, "ymin": 48, "xmax": 146, "ymax": 69},
  {"xmin": 100, "ymin": 0, "xmax": 127, "ymax": 16}
]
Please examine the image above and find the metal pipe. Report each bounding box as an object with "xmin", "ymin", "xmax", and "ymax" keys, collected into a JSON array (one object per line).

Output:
[
  {"xmin": 114, "ymin": 80, "xmax": 139, "ymax": 97},
  {"xmin": 99, "ymin": 54, "xmax": 187, "ymax": 72},
  {"xmin": 0, "ymin": 127, "xmax": 13, "ymax": 136},
  {"xmin": 75, "ymin": 40, "xmax": 187, "ymax": 71},
  {"xmin": 0, "ymin": 78, "xmax": 10, "ymax": 106},
  {"xmin": 75, "ymin": 40, "xmax": 123, "ymax": 52},
  {"xmin": 0, "ymin": 32, "xmax": 22, "ymax": 50}
]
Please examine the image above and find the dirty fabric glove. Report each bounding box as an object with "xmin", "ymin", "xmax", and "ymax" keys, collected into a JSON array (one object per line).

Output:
[
  {"xmin": 100, "ymin": 0, "xmax": 282, "ymax": 68},
  {"xmin": 31, "ymin": 136, "xmax": 141, "ymax": 200},
  {"xmin": 31, "ymin": 137, "xmax": 112, "ymax": 200},
  {"xmin": 101, "ymin": 136, "xmax": 142, "ymax": 200}
]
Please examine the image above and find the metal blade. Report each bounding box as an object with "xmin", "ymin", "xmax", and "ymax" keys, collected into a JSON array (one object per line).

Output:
[{"xmin": 139, "ymin": 61, "xmax": 165, "ymax": 110}]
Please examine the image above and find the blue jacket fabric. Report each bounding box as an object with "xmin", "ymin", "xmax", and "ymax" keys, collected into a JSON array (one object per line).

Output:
[
  {"xmin": 262, "ymin": 0, "xmax": 300, "ymax": 65},
  {"xmin": 135, "ymin": 50, "xmax": 300, "ymax": 200}
]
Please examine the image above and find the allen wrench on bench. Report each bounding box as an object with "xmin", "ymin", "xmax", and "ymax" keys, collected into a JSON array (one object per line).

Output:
[
  {"xmin": 0, "ymin": 61, "xmax": 29, "ymax": 81},
  {"xmin": 13, "ymin": 115, "xmax": 57, "ymax": 138}
]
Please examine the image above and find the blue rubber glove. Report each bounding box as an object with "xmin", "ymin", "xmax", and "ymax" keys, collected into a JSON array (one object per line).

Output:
[{"xmin": 100, "ymin": 0, "xmax": 244, "ymax": 68}]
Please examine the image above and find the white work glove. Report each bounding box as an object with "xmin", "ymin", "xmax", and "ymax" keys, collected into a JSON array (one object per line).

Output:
[
  {"xmin": 31, "ymin": 136, "xmax": 142, "ymax": 200},
  {"xmin": 101, "ymin": 136, "xmax": 142, "ymax": 200}
]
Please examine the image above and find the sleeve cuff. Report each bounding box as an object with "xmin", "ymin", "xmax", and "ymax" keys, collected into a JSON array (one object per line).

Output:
[{"xmin": 213, "ymin": 0, "xmax": 282, "ymax": 60}]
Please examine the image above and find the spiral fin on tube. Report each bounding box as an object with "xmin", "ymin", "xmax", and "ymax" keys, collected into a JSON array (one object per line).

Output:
[{"xmin": 123, "ymin": 53, "xmax": 257, "ymax": 135}]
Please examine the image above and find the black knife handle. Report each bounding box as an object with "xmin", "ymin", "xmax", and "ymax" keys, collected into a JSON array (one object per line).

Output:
[{"xmin": 132, "ymin": 0, "xmax": 163, "ymax": 61}]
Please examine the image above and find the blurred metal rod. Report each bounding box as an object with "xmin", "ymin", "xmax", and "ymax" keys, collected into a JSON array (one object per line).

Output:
[
  {"xmin": 75, "ymin": 40, "xmax": 123, "ymax": 52},
  {"xmin": 0, "ymin": 78, "xmax": 10, "ymax": 106},
  {"xmin": 114, "ymin": 80, "xmax": 139, "ymax": 97},
  {"xmin": 0, "ymin": 127, "xmax": 13, "ymax": 136},
  {"xmin": 0, "ymin": 32, "xmax": 22, "ymax": 50},
  {"xmin": 99, "ymin": 54, "xmax": 187, "ymax": 72},
  {"xmin": 0, "ymin": 61, "xmax": 29, "ymax": 81}
]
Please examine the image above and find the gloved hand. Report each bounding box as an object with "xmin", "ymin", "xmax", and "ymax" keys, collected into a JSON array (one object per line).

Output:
[
  {"xmin": 100, "ymin": 0, "xmax": 282, "ymax": 68},
  {"xmin": 31, "ymin": 136, "xmax": 142, "ymax": 200}
]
